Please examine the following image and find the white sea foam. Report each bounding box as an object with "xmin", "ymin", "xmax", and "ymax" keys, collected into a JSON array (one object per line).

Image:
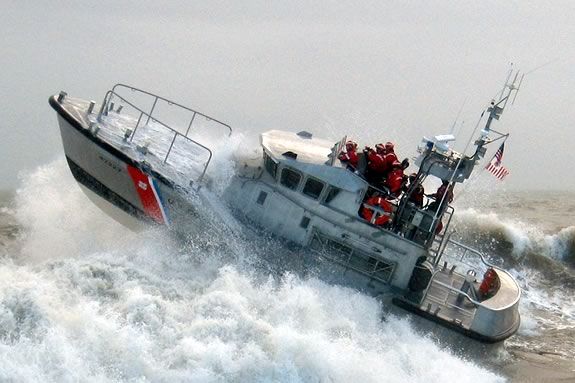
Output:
[
  {"xmin": 454, "ymin": 208, "xmax": 574, "ymax": 263},
  {"xmin": 544, "ymin": 226, "xmax": 575, "ymax": 262},
  {"xmin": 13, "ymin": 159, "xmax": 137, "ymax": 264},
  {"xmin": 452, "ymin": 207, "xmax": 575, "ymax": 353},
  {"xmin": 0, "ymin": 159, "xmax": 507, "ymax": 382}
]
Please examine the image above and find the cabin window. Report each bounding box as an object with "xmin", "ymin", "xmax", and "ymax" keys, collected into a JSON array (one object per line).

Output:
[
  {"xmin": 302, "ymin": 177, "xmax": 325, "ymax": 200},
  {"xmin": 263, "ymin": 151, "xmax": 278, "ymax": 178},
  {"xmin": 324, "ymin": 186, "xmax": 341, "ymax": 204},
  {"xmin": 280, "ymin": 168, "xmax": 302, "ymax": 190}
]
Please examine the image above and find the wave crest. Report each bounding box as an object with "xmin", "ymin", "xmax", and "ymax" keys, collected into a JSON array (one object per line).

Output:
[{"xmin": 452, "ymin": 208, "xmax": 575, "ymax": 287}]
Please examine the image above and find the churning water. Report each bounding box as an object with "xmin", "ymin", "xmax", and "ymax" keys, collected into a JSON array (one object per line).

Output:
[{"xmin": 0, "ymin": 158, "xmax": 574, "ymax": 382}]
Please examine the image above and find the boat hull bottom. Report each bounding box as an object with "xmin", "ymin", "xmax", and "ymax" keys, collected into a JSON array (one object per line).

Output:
[{"xmin": 392, "ymin": 297, "xmax": 520, "ymax": 343}]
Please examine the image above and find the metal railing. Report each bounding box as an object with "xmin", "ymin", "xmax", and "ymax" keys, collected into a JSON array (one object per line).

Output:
[
  {"xmin": 421, "ymin": 269, "xmax": 480, "ymax": 318},
  {"xmin": 97, "ymin": 84, "xmax": 232, "ymax": 183},
  {"xmin": 310, "ymin": 230, "xmax": 396, "ymax": 284},
  {"xmin": 437, "ymin": 237, "xmax": 496, "ymax": 269},
  {"xmin": 418, "ymin": 237, "xmax": 497, "ymax": 309}
]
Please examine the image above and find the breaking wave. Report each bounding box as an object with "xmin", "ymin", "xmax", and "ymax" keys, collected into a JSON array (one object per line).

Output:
[
  {"xmin": 0, "ymin": 159, "xmax": 506, "ymax": 382},
  {"xmin": 455, "ymin": 208, "xmax": 575, "ymax": 267},
  {"xmin": 451, "ymin": 208, "xmax": 575, "ymax": 359}
]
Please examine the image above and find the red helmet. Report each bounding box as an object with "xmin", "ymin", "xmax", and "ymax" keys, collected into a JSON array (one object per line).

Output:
[
  {"xmin": 345, "ymin": 140, "xmax": 357, "ymax": 150},
  {"xmin": 375, "ymin": 143, "xmax": 385, "ymax": 154},
  {"xmin": 385, "ymin": 142, "xmax": 394, "ymax": 152}
]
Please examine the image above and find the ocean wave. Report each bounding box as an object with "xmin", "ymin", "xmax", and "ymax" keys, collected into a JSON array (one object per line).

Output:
[
  {"xmin": 0, "ymin": 158, "xmax": 510, "ymax": 382},
  {"xmin": 0, "ymin": 255, "xmax": 505, "ymax": 382},
  {"xmin": 452, "ymin": 209, "xmax": 575, "ymax": 288},
  {"xmin": 546, "ymin": 226, "xmax": 575, "ymax": 266}
]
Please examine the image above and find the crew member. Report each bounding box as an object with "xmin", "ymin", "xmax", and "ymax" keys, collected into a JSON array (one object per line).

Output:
[
  {"xmin": 383, "ymin": 142, "xmax": 398, "ymax": 169},
  {"xmin": 338, "ymin": 140, "xmax": 359, "ymax": 168},
  {"xmin": 427, "ymin": 180, "xmax": 454, "ymax": 212},
  {"xmin": 375, "ymin": 143, "xmax": 387, "ymax": 156},
  {"xmin": 364, "ymin": 146, "xmax": 387, "ymax": 186},
  {"xmin": 384, "ymin": 158, "xmax": 409, "ymax": 197},
  {"xmin": 406, "ymin": 173, "xmax": 425, "ymax": 207}
]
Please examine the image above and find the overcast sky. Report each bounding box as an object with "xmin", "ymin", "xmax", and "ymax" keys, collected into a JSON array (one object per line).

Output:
[{"xmin": 1, "ymin": 1, "xmax": 574, "ymax": 190}]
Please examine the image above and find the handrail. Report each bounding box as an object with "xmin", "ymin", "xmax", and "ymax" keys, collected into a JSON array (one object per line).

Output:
[
  {"xmin": 111, "ymin": 84, "xmax": 232, "ymax": 136},
  {"xmin": 423, "ymin": 270, "xmax": 483, "ymax": 308},
  {"xmin": 442, "ymin": 236, "xmax": 496, "ymax": 269},
  {"xmin": 310, "ymin": 230, "xmax": 395, "ymax": 285},
  {"xmin": 97, "ymin": 86, "xmax": 232, "ymax": 183},
  {"xmin": 419, "ymin": 236, "xmax": 514, "ymax": 309}
]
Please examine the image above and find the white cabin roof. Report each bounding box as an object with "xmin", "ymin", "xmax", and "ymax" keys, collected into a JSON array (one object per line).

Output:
[
  {"xmin": 261, "ymin": 130, "xmax": 343, "ymax": 166},
  {"xmin": 261, "ymin": 130, "xmax": 367, "ymax": 193}
]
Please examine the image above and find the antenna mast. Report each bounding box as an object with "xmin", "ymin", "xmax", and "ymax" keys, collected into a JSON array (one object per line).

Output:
[{"xmin": 472, "ymin": 67, "xmax": 523, "ymax": 160}]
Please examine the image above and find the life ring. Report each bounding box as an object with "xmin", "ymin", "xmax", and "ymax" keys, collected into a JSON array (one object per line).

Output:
[
  {"xmin": 361, "ymin": 196, "xmax": 393, "ymax": 226},
  {"xmin": 478, "ymin": 268, "xmax": 499, "ymax": 298}
]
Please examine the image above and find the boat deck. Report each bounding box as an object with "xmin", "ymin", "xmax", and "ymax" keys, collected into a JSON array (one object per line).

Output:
[
  {"xmin": 63, "ymin": 97, "xmax": 211, "ymax": 188},
  {"xmin": 417, "ymin": 267, "xmax": 477, "ymax": 329}
]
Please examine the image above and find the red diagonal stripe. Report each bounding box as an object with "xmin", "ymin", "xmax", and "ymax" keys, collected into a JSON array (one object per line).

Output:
[{"xmin": 127, "ymin": 165, "xmax": 165, "ymax": 224}]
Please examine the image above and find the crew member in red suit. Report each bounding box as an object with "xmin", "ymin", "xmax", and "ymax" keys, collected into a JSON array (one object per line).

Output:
[
  {"xmin": 428, "ymin": 180, "xmax": 454, "ymax": 212},
  {"xmin": 383, "ymin": 142, "xmax": 398, "ymax": 169},
  {"xmin": 338, "ymin": 140, "xmax": 359, "ymax": 168},
  {"xmin": 364, "ymin": 146, "xmax": 387, "ymax": 185},
  {"xmin": 406, "ymin": 173, "xmax": 425, "ymax": 207},
  {"xmin": 384, "ymin": 159, "xmax": 409, "ymax": 197}
]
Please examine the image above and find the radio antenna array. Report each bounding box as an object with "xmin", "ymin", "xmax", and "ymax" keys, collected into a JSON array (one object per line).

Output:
[{"xmin": 485, "ymin": 67, "xmax": 523, "ymax": 132}]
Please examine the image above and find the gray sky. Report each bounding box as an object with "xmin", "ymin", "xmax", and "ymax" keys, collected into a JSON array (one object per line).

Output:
[{"xmin": 1, "ymin": 1, "xmax": 574, "ymax": 190}]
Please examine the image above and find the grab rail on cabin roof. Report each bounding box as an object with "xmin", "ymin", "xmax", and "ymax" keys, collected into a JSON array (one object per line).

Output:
[{"xmin": 97, "ymin": 84, "xmax": 232, "ymax": 183}]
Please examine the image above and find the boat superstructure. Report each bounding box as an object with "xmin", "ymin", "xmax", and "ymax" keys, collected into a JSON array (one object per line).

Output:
[{"xmin": 50, "ymin": 77, "xmax": 522, "ymax": 342}]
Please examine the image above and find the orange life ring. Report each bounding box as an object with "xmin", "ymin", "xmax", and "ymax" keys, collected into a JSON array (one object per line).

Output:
[{"xmin": 361, "ymin": 196, "xmax": 393, "ymax": 226}]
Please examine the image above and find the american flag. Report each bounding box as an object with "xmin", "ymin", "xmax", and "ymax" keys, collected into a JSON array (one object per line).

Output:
[{"xmin": 485, "ymin": 143, "xmax": 510, "ymax": 180}]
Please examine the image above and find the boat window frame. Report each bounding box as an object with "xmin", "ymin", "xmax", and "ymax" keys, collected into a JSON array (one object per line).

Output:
[
  {"xmin": 322, "ymin": 185, "xmax": 342, "ymax": 205},
  {"xmin": 263, "ymin": 150, "xmax": 278, "ymax": 180},
  {"xmin": 279, "ymin": 166, "xmax": 303, "ymax": 191},
  {"xmin": 301, "ymin": 176, "xmax": 326, "ymax": 201}
]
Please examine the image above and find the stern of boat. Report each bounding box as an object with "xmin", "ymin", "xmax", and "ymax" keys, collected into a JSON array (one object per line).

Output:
[{"xmin": 393, "ymin": 238, "xmax": 521, "ymax": 343}]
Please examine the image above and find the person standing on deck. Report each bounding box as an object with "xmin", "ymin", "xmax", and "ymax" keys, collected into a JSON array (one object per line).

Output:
[
  {"xmin": 405, "ymin": 173, "xmax": 425, "ymax": 207},
  {"xmin": 428, "ymin": 179, "xmax": 454, "ymax": 211},
  {"xmin": 338, "ymin": 140, "xmax": 359, "ymax": 169},
  {"xmin": 383, "ymin": 142, "xmax": 398, "ymax": 170},
  {"xmin": 364, "ymin": 145, "xmax": 387, "ymax": 186}
]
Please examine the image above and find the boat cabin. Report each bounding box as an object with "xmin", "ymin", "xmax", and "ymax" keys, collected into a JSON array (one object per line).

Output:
[
  {"xmin": 258, "ymin": 130, "xmax": 453, "ymax": 252},
  {"xmin": 261, "ymin": 130, "xmax": 367, "ymax": 216}
]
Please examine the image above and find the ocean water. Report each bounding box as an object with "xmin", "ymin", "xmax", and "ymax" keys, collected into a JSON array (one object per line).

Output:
[{"xmin": 0, "ymin": 159, "xmax": 574, "ymax": 382}]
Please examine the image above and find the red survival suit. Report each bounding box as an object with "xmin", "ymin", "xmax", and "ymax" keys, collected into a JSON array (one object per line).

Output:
[
  {"xmin": 367, "ymin": 149, "xmax": 387, "ymax": 174},
  {"xmin": 385, "ymin": 167, "xmax": 404, "ymax": 196},
  {"xmin": 433, "ymin": 183, "xmax": 454, "ymax": 204},
  {"xmin": 383, "ymin": 142, "xmax": 398, "ymax": 170},
  {"xmin": 338, "ymin": 141, "xmax": 359, "ymax": 168},
  {"xmin": 408, "ymin": 184, "xmax": 425, "ymax": 207}
]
